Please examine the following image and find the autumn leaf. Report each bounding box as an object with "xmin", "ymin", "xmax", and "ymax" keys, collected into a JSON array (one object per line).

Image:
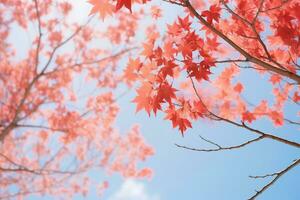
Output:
[
  {"xmin": 160, "ymin": 60, "xmax": 177, "ymax": 78},
  {"xmin": 201, "ymin": 4, "xmax": 221, "ymax": 24},
  {"xmin": 293, "ymin": 92, "xmax": 300, "ymax": 102},
  {"xmin": 132, "ymin": 82, "xmax": 153, "ymax": 115},
  {"xmin": 269, "ymin": 74, "xmax": 281, "ymax": 85},
  {"xmin": 116, "ymin": 0, "xmax": 132, "ymax": 12},
  {"xmin": 242, "ymin": 111, "xmax": 256, "ymax": 123},
  {"xmin": 156, "ymin": 83, "xmax": 177, "ymax": 105},
  {"xmin": 165, "ymin": 108, "xmax": 192, "ymax": 134},
  {"xmin": 234, "ymin": 82, "xmax": 244, "ymax": 93},
  {"xmin": 88, "ymin": 0, "xmax": 114, "ymax": 19},
  {"xmin": 123, "ymin": 58, "xmax": 142, "ymax": 86},
  {"xmin": 269, "ymin": 110, "xmax": 284, "ymax": 126}
]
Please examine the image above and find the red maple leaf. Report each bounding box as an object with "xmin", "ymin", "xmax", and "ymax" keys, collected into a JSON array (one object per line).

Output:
[
  {"xmin": 242, "ymin": 111, "xmax": 256, "ymax": 123},
  {"xmin": 201, "ymin": 4, "xmax": 221, "ymax": 24},
  {"xmin": 178, "ymin": 15, "xmax": 191, "ymax": 31},
  {"xmin": 123, "ymin": 58, "xmax": 142, "ymax": 86},
  {"xmin": 116, "ymin": 0, "xmax": 132, "ymax": 12},
  {"xmin": 234, "ymin": 83, "xmax": 244, "ymax": 93},
  {"xmin": 269, "ymin": 74, "xmax": 281, "ymax": 85},
  {"xmin": 160, "ymin": 60, "xmax": 177, "ymax": 78},
  {"xmin": 293, "ymin": 92, "xmax": 300, "ymax": 102},
  {"xmin": 157, "ymin": 83, "xmax": 177, "ymax": 105},
  {"xmin": 165, "ymin": 109, "xmax": 192, "ymax": 134},
  {"xmin": 88, "ymin": 0, "xmax": 114, "ymax": 19},
  {"xmin": 132, "ymin": 82, "xmax": 153, "ymax": 115}
]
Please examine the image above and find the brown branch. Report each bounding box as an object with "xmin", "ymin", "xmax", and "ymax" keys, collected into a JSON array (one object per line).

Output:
[
  {"xmin": 215, "ymin": 59, "xmax": 249, "ymax": 64},
  {"xmin": 33, "ymin": 0, "xmax": 42, "ymax": 72},
  {"xmin": 43, "ymin": 47, "xmax": 137, "ymax": 76},
  {"xmin": 284, "ymin": 118, "xmax": 300, "ymax": 125},
  {"xmin": 0, "ymin": 163, "xmax": 86, "ymax": 200},
  {"xmin": 252, "ymin": 0, "xmax": 265, "ymax": 24},
  {"xmin": 261, "ymin": 0, "xmax": 290, "ymax": 13},
  {"xmin": 40, "ymin": 16, "xmax": 94, "ymax": 75},
  {"xmin": 162, "ymin": 0, "xmax": 186, "ymax": 7},
  {"xmin": 175, "ymin": 135, "xmax": 265, "ymax": 152},
  {"xmin": 15, "ymin": 124, "xmax": 67, "ymax": 133},
  {"xmin": 0, "ymin": 153, "xmax": 22, "ymax": 167},
  {"xmin": 239, "ymin": 34, "xmax": 258, "ymax": 40},
  {"xmin": 233, "ymin": 62, "xmax": 266, "ymax": 71},
  {"xmin": 0, "ymin": 152, "xmax": 80, "ymax": 176},
  {"xmin": 248, "ymin": 158, "xmax": 300, "ymax": 200},
  {"xmin": 288, "ymin": 51, "xmax": 300, "ymax": 70},
  {"xmin": 0, "ymin": 166, "xmax": 83, "ymax": 175}
]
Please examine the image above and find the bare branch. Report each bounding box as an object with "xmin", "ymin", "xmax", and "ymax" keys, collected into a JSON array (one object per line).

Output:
[
  {"xmin": 261, "ymin": 0, "xmax": 290, "ymax": 12},
  {"xmin": 15, "ymin": 124, "xmax": 66, "ymax": 133},
  {"xmin": 33, "ymin": 0, "xmax": 43, "ymax": 72},
  {"xmin": 162, "ymin": 0, "xmax": 186, "ymax": 7},
  {"xmin": 233, "ymin": 62, "xmax": 266, "ymax": 71},
  {"xmin": 249, "ymin": 172, "xmax": 278, "ymax": 179},
  {"xmin": 40, "ymin": 16, "xmax": 94, "ymax": 75},
  {"xmin": 43, "ymin": 47, "xmax": 137, "ymax": 76},
  {"xmin": 175, "ymin": 135, "xmax": 264, "ymax": 152},
  {"xmin": 284, "ymin": 118, "xmax": 300, "ymax": 126},
  {"xmin": 248, "ymin": 159, "xmax": 300, "ymax": 200},
  {"xmin": 252, "ymin": 0, "xmax": 265, "ymax": 24},
  {"xmin": 215, "ymin": 59, "xmax": 249, "ymax": 64},
  {"xmin": 198, "ymin": 135, "xmax": 222, "ymax": 148}
]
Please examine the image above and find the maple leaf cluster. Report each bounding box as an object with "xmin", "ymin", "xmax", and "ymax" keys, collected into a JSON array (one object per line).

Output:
[
  {"xmin": 127, "ymin": 15, "xmax": 219, "ymax": 133},
  {"xmin": 89, "ymin": 0, "xmax": 148, "ymax": 17},
  {"xmin": 88, "ymin": 0, "xmax": 300, "ymax": 135}
]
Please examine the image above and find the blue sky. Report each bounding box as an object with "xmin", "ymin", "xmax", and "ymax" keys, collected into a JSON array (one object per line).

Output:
[{"xmin": 10, "ymin": 0, "xmax": 300, "ymax": 199}]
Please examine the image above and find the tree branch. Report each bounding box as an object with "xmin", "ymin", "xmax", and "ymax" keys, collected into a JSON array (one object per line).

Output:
[
  {"xmin": 33, "ymin": 0, "xmax": 42, "ymax": 72},
  {"xmin": 215, "ymin": 59, "xmax": 249, "ymax": 64},
  {"xmin": 175, "ymin": 135, "xmax": 264, "ymax": 152},
  {"xmin": 43, "ymin": 47, "xmax": 137, "ymax": 76},
  {"xmin": 248, "ymin": 158, "xmax": 300, "ymax": 200}
]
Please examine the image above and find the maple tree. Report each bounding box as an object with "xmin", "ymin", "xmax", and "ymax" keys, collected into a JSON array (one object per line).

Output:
[
  {"xmin": 88, "ymin": 0, "xmax": 300, "ymax": 199},
  {"xmin": 0, "ymin": 1, "xmax": 154, "ymax": 199},
  {"xmin": 1, "ymin": 0, "xmax": 300, "ymax": 199}
]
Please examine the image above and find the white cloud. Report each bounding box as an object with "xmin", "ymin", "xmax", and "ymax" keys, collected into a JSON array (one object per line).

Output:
[{"xmin": 108, "ymin": 180, "xmax": 160, "ymax": 200}]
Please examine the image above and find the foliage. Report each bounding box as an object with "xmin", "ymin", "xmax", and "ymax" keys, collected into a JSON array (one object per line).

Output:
[
  {"xmin": 0, "ymin": 1, "xmax": 153, "ymax": 199},
  {"xmin": 1, "ymin": 0, "xmax": 300, "ymax": 199},
  {"xmin": 90, "ymin": 0, "xmax": 300, "ymax": 199}
]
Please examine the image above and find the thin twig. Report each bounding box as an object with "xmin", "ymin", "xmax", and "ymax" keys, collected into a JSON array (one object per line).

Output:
[
  {"xmin": 176, "ymin": 135, "xmax": 264, "ymax": 152},
  {"xmin": 248, "ymin": 159, "xmax": 300, "ymax": 200}
]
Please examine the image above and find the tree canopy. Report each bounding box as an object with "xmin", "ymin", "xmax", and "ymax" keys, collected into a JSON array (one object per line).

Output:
[{"xmin": 0, "ymin": 0, "xmax": 299, "ymax": 199}]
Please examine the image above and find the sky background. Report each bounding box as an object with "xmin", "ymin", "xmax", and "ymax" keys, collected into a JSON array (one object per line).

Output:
[{"xmin": 12, "ymin": 0, "xmax": 300, "ymax": 199}]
